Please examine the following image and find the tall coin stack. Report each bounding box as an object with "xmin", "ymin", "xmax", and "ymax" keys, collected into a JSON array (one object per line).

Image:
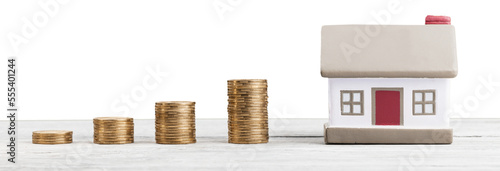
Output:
[
  {"xmin": 155, "ymin": 101, "xmax": 196, "ymax": 144},
  {"xmin": 227, "ymin": 79, "xmax": 269, "ymax": 144},
  {"xmin": 93, "ymin": 117, "xmax": 134, "ymax": 144},
  {"xmin": 32, "ymin": 130, "xmax": 73, "ymax": 144}
]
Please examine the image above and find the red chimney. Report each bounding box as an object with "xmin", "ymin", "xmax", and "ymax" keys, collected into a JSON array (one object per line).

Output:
[{"xmin": 425, "ymin": 15, "xmax": 451, "ymax": 25}]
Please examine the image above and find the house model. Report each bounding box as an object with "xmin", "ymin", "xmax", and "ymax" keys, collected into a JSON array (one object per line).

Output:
[{"xmin": 321, "ymin": 16, "xmax": 457, "ymax": 144}]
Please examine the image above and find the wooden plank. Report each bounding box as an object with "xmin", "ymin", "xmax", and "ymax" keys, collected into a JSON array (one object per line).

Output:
[{"xmin": 0, "ymin": 119, "xmax": 498, "ymax": 170}]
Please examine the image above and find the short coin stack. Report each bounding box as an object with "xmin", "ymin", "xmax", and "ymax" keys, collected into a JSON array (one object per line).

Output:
[
  {"xmin": 93, "ymin": 117, "xmax": 134, "ymax": 144},
  {"xmin": 32, "ymin": 130, "xmax": 73, "ymax": 144},
  {"xmin": 227, "ymin": 79, "xmax": 269, "ymax": 144},
  {"xmin": 155, "ymin": 101, "xmax": 196, "ymax": 144}
]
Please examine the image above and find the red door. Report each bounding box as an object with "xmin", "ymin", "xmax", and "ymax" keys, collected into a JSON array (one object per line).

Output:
[{"xmin": 375, "ymin": 90, "xmax": 401, "ymax": 125}]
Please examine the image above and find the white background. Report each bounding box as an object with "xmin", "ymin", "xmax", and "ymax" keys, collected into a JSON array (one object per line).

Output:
[{"xmin": 1, "ymin": 0, "xmax": 499, "ymax": 120}]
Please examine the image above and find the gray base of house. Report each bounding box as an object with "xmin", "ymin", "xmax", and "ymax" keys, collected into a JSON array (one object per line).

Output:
[{"xmin": 324, "ymin": 123, "xmax": 453, "ymax": 144}]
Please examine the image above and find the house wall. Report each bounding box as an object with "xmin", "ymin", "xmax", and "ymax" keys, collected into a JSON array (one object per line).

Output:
[{"xmin": 328, "ymin": 78, "xmax": 451, "ymax": 128}]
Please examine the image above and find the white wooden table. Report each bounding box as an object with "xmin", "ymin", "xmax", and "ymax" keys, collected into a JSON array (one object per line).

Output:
[{"xmin": 1, "ymin": 119, "xmax": 499, "ymax": 170}]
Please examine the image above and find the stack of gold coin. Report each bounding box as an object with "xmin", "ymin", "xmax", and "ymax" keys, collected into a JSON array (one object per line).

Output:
[
  {"xmin": 32, "ymin": 130, "xmax": 73, "ymax": 144},
  {"xmin": 227, "ymin": 79, "xmax": 269, "ymax": 144},
  {"xmin": 93, "ymin": 117, "xmax": 134, "ymax": 144},
  {"xmin": 155, "ymin": 101, "xmax": 196, "ymax": 144}
]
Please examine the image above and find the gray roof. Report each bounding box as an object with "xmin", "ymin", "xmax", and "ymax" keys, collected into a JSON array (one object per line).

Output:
[{"xmin": 321, "ymin": 25, "xmax": 458, "ymax": 78}]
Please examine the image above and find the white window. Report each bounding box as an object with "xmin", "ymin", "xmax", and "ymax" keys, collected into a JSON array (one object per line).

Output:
[
  {"xmin": 341, "ymin": 90, "xmax": 363, "ymax": 115},
  {"xmin": 413, "ymin": 90, "xmax": 435, "ymax": 115}
]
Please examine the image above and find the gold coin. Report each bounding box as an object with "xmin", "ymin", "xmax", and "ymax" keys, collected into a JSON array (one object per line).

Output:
[
  {"xmin": 228, "ymin": 96, "xmax": 268, "ymax": 100},
  {"xmin": 228, "ymin": 127, "xmax": 269, "ymax": 134},
  {"xmin": 155, "ymin": 115, "xmax": 195, "ymax": 118},
  {"xmin": 229, "ymin": 135, "xmax": 269, "ymax": 139},
  {"xmin": 94, "ymin": 139, "xmax": 134, "ymax": 142},
  {"xmin": 227, "ymin": 100, "xmax": 267, "ymax": 103},
  {"xmin": 93, "ymin": 136, "xmax": 133, "ymax": 138},
  {"xmin": 32, "ymin": 136, "xmax": 72, "ymax": 139},
  {"xmin": 228, "ymin": 88, "xmax": 267, "ymax": 92},
  {"xmin": 33, "ymin": 130, "xmax": 72, "ymax": 135},
  {"xmin": 155, "ymin": 115, "xmax": 195, "ymax": 117},
  {"xmin": 228, "ymin": 136, "xmax": 269, "ymax": 139},
  {"xmin": 228, "ymin": 111, "xmax": 268, "ymax": 114},
  {"xmin": 155, "ymin": 107, "xmax": 195, "ymax": 110},
  {"xmin": 228, "ymin": 92, "xmax": 267, "ymax": 95},
  {"xmin": 155, "ymin": 121, "xmax": 195, "ymax": 124},
  {"xmin": 228, "ymin": 116, "xmax": 268, "ymax": 119},
  {"xmin": 155, "ymin": 112, "xmax": 195, "ymax": 115},
  {"xmin": 228, "ymin": 118, "xmax": 268, "ymax": 122},
  {"xmin": 93, "ymin": 123, "xmax": 134, "ymax": 126},
  {"xmin": 156, "ymin": 141, "xmax": 196, "ymax": 144},
  {"xmin": 229, "ymin": 128, "xmax": 269, "ymax": 131},
  {"xmin": 94, "ymin": 133, "xmax": 134, "ymax": 136},
  {"xmin": 228, "ymin": 140, "xmax": 268, "ymax": 144},
  {"xmin": 227, "ymin": 89, "xmax": 267, "ymax": 92},
  {"xmin": 93, "ymin": 136, "xmax": 134, "ymax": 139},
  {"xmin": 155, "ymin": 129, "xmax": 195, "ymax": 133},
  {"xmin": 228, "ymin": 137, "xmax": 269, "ymax": 141},
  {"xmin": 155, "ymin": 138, "xmax": 196, "ymax": 140},
  {"xmin": 94, "ymin": 117, "xmax": 133, "ymax": 121},
  {"xmin": 228, "ymin": 112, "xmax": 268, "ymax": 116},
  {"xmin": 94, "ymin": 141, "xmax": 133, "ymax": 144},
  {"xmin": 93, "ymin": 140, "xmax": 134, "ymax": 142},
  {"xmin": 32, "ymin": 141, "xmax": 72, "ymax": 144},
  {"xmin": 33, "ymin": 140, "xmax": 73, "ymax": 142},
  {"xmin": 32, "ymin": 130, "xmax": 73, "ymax": 145},
  {"xmin": 228, "ymin": 93, "xmax": 268, "ymax": 96},
  {"xmin": 33, "ymin": 140, "xmax": 73, "ymax": 143},
  {"xmin": 229, "ymin": 134, "xmax": 268, "ymax": 137},
  {"xmin": 228, "ymin": 123, "xmax": 268, "ymax": 127},
  {"xmin": 93, "ymin": 121, "xmax": 134, "ymax": 123},
  {"xmin": 155, "ymin": 137, "xmax": 196, "ymax": 139},
  {"xmin": 93, "ymin": 137, "xmax": 134, "ymax": 139},
  {"xmin": 228, "ymin": 79, "xmax": 266, "ymax": 82},
  {"xmin": 156, "ymin": 133, "xmax": 195, "ymax": 136},
  {"xmin": 155, "ymin": 107, "xmax": 195, "ymax": 111},
  {"xmin": 229, "ymin": 130, "xmax": 269, "ymax": 133},
  {"xmin": 93, "ymin": 128, "xmax": 134, "ymax": 131},
  {"xmin": 227, "ymin": 83, "xmax": 268, "ymax": 86},
  {"xmin": 229, "ymin": 133, "xmax": 268, "ymax": 135},
  {"xmin": 32, "ymin": 136, "xmax": 73, "ymax": 139},
  {"xmin": 33, "ymin": 141, "xmax": 73, "ymax": 144},
  {"xmin": 228, "ymin": 126, "xmax": 268, "ymax": 129},
  {"xmin": 228, "ymin": 116, "xmax": 268, "ymax": 120},
  {"xmin": 156, "ymin": 101, "xmax": 195, "ymax": 106},
  {"xmin": 228, "ymin": 105, "xmax": 268, "ymax": 108},
  {"xmin": 228, "ymin": 87, "xmax": 267, "ymax": 91},
  {"xmin": 94, "ymin": 135, "xmax": 134, "ymax": 138},
  {"xmin": 155, "ymin": 124, "xmax": 195, "ymax": 127},
  {"xmin": 228, "ymin": 123, "xmax": 268, "ymax": 126},
  {"xmin": 229, "ymin": 131, "xmax": 268, "ymax": 135},
  {"xmin": 155, "ymin": 125, "xmax": 195, "ymax": 128},
  {"xmin": 94, "ymin": 125, "xmax": 134, "ymax": 128},
  {"xmin": 156, "ymin": 138, "xmax": 196, "ymax": 140},
  {"xmin": 228, "ymin": 98, "xmax": 268, "ymax": 101},
  {"xmin": 228, "ymin": 108, "xmax": 268, "ymax": 112},
  {"xmin": 155, "ymin": 120, "xmax": 195, "ymax": 123},
  {"xmin": 156, "ymin": 139, "xmax": 196, "ymax": 142},
  {"xmin": 156, "ymin": 131, "xmax": 195, "ymax": 134},
  {"xmin": 228, "ymin": 82, "xmax": 267, "ymax": 85}
]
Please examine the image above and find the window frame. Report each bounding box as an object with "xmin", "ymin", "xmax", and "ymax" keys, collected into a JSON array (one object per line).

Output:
[
  {"xmin": 340, "ymin": 90, "xmax": 364, "ymax": 115},
  {"xmin": 413, "ymin": 90, "xmax": 436, "ymax": 115}
]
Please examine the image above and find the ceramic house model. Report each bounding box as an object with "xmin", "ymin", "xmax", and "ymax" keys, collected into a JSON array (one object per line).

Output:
[{"xmin": 321, "ymin": 16, "xmax": 457, "ymax": 144}]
